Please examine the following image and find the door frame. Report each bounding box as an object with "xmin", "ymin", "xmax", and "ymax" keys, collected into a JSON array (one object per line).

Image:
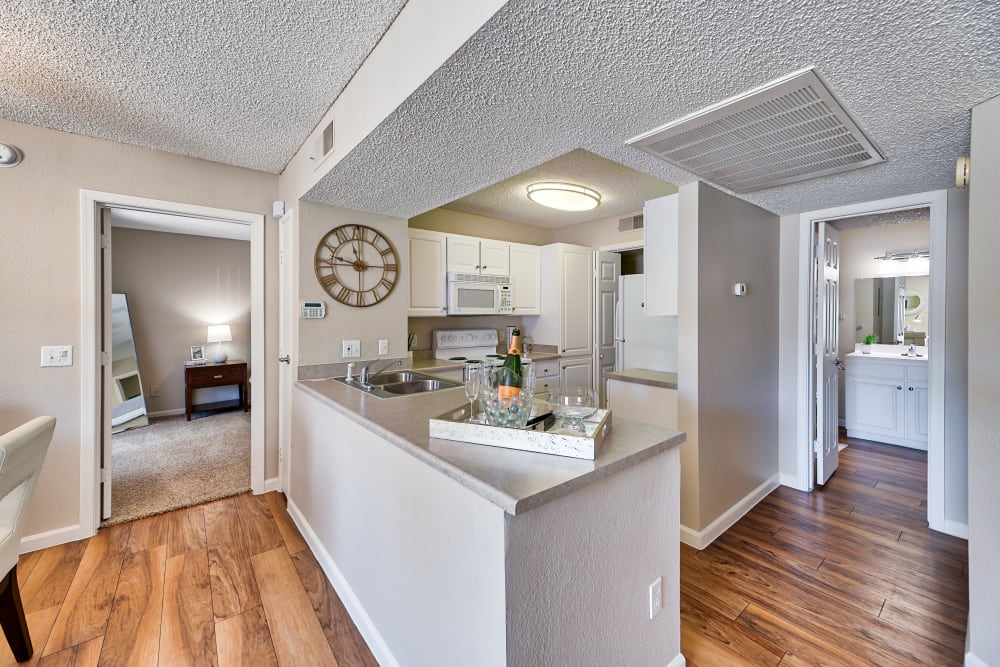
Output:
[
  {"xmin": 80, "ymin": 189, "xmax": 266, "ymax": 535},
  {"xmin": 277, "ymin": 209, "xmax": 298, "ymax": 494},
  {"xmin": 795, "ymin": 189, "xmax": 949, "ymax": 531}
]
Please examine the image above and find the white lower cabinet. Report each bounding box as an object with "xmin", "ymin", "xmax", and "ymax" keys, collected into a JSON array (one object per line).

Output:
[
  {"xmin": 532, "ymin": 358, "xmax": 561, "ymax": 395},
  {"xmin": 559, "ymin": 355, "xmax": 593, "ymax": 390},
  {"xmin": 845, "ymin": 354, "xmax": 928, "ymax": 450}
]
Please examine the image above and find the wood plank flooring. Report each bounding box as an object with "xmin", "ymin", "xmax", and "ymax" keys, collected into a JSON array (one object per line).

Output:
[
  {"xmin": 682, "ymin": 435, "xmax": 968, "ymax": 666},
  {"xmin": 4, "ymin": 438, "xmax": 967, "ymax": 666},
  {"xmin": 0, "ymin": 493, "xmax": 377, "ymax": 667}
]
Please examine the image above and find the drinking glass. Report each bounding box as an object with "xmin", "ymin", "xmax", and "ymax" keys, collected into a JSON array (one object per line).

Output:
[{"xmin": 463, "ymin": 362, "xmax": 482, "ymax": 423}]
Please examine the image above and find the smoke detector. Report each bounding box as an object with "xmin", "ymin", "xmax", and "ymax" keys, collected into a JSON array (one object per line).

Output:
[
  {"xmin": 0, "ymin": 143, "xmax": 23, "ymax": 168},
  {"xmin": 627, "ymin": 68, "xmax": 884, "ymax": 193}
]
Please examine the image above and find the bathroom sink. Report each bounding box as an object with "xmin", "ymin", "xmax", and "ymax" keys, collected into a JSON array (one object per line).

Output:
[{"xmin": 332, "ymin": 371, "xmax": 461, "ymax": 399}]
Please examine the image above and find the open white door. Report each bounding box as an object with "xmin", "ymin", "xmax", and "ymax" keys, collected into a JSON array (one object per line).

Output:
[
  {"xmin": 815, "ymin": 222, "xmax": 840, "ymax": 485},
  {"xmin": 595, "ymin": 251, "xmax": 620, "ymax": 407},
  {"xmin": 100, "ymin": 208, "xmax": 113, "ymax": 519},
  {"xmin": 278, "ymin": 210, "xmax": 297, "ymax": 492}
]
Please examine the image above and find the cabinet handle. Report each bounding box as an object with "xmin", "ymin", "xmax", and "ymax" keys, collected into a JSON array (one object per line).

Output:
[
  {"xmin": 475, "ymin": 265, "xmax": 481, "ymax": 269},
  {"xmin": 897, "ymin": 385, "xmax": 902, "ymax": 390},
  {"xmin": 214, "ymin": 375, "xmax": 224, "ymax": 379},
  {"xmin": 908, "ymin": 386, "xmax": 914, "ymax": 391}
]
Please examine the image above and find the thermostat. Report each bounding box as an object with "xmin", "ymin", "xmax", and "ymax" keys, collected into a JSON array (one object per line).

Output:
[{"xmin": 301, "ymin": 301, "xmax": 326, "ymax": 319}]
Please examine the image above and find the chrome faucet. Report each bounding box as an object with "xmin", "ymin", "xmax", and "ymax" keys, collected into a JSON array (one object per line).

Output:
[{"xmin": 360, "ymin": 358, "xmax": 401, "ymax": 386}]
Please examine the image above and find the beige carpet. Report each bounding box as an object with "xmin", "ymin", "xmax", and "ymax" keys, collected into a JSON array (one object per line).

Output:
[{"xmin": 105, "ymin": 411, "xmax": 250, "ymax": 526}]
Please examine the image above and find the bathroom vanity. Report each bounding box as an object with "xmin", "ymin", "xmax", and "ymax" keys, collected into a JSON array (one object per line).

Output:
[{"xmin": 844, "ymin": 348, "xmax": 928, "ymax": 449}]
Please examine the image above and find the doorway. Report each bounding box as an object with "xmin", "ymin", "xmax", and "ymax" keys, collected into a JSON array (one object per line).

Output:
[
  {"xmin": 795, "ymin": 188, "xmax": 968, "ymax": 538},
  {"xmin": 81, "ymin": 190, "xmax": 266, "ymax": 535}
]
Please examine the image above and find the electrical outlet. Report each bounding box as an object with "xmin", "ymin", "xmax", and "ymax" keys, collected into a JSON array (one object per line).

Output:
[
  {"xmin": 648, "ymin": 576, "xmax": 662, "ymax": 619},
  {"xmin": 378, "ymin": 339, "xmax": 389, "ymax": 356},
  {"xmin": 342, "ymin": 340, "xmax": 361, "ymax": 358},
  {"xmin": 40, "ymin": 345, "xmax": 73, "ymax": 367},
  {"xmin": 150, "ymin": 385, "xmax": 160, "ymax": 397}
]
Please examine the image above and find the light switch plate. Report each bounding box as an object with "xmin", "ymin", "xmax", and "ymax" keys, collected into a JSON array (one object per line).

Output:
[
  {"xmin": 378, "ymin": 339, "xmax": 389, "ymax": 356},
  {"xmin": 41, "ymin": 345, "xmax": 73, "ymax": 367}
]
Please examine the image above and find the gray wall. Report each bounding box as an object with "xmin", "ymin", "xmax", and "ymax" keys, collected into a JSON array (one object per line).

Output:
[
  {"xmin": 967, "ymin": 94, "xmax": 1000, "ymax": 666},
  {"xmin": 111, "ymin": 227, "xmax": 251, "ymax": 413},
  {"xmin": 693, "ymin": 183, "xmax": 780, "ymax": 529}
]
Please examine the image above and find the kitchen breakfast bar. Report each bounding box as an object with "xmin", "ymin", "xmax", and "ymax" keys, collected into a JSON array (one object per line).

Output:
[{"xmin": 289, "ymin": 378, "xmax": 686, "ymax": 667}]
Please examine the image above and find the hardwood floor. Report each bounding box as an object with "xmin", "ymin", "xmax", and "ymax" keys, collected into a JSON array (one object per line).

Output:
[
  {"xmin": 0, "ymin": 493, "xmax": 377, "ymax": 667},
  {"xmin": 5, "ymin": 439, "xmax": 967, "ymax": 666},
  {"xmin": 681, "ymin": 435, "xmax": 968, "ymax": 666}
]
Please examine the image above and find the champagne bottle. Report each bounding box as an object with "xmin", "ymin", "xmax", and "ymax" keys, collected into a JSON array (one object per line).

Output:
[{"xmin": 498, "ymin": 328, "xmax": 522, "ymax": 400}]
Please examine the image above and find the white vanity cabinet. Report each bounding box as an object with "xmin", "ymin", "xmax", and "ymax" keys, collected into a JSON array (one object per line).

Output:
[
  {"xmin": 408, "ymin": 229, "xmax": 448, "ymax": 317},
  {"xmin": 844, "ymin": 353, "xmax": 928, "ymax": 450},
  {"xmin": 446, "ymin": 235, "xmax": 510, "ymax": 276}
]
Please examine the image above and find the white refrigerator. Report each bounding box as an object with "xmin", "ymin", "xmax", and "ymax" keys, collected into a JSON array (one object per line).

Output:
[{"xmin": 615, "ymin": 274, "xmax": 678, "ymax": 372}]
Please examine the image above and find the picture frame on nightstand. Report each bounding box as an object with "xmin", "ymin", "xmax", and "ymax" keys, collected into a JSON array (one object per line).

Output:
[{"xmin": 189, "ymin": 345, "xmax": 205, "ymax": 361}]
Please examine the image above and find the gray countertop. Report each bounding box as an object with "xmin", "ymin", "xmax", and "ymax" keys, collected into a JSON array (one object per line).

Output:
[
  {"xmin": 296, "ymin": 378, "xmax": 685, "ymax": 516},
  {"xmin": 605, "ymin": 369, "xmax": 679, "ymax": 389}
]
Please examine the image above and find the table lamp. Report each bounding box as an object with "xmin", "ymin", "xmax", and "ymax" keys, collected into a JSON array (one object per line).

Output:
[{"xmin": 207, "ymin": 324, "xmax": 232, "ymax": 363}]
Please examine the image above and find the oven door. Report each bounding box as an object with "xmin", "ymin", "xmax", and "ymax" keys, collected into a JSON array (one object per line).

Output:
[{"xmin": 448, "ymin": 281, "xmax": 500, "ymax": 315}]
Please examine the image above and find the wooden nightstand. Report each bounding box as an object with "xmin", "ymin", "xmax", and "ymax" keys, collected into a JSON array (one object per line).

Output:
[{"xmin": 185, "ymin": 360, "xmax": 249, "ymax": 420}]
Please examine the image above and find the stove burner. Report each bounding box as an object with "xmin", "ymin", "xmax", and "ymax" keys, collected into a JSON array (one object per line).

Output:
[
  {"xmin": 486, "ymin": 354, "xmax": 505, "ymax": 360},
  {"xmin": 448, "ymin": 356, "xmax": 468, "ymax": 361}
]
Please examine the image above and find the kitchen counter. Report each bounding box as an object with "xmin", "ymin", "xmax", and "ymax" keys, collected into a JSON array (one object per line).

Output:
[
  {"xmin": 288, "ymin": 378, "xmax": 685, "ymax": 666},
  {"xmin": 295, "ymin": 377, "xmax": 683, "ymax": 515},
  {"xmin": 605, "ymin": 368, "xmax": 678, "ymax": 389}
]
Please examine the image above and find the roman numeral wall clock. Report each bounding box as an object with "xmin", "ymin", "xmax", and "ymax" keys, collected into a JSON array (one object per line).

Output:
[{"xmin": 314, "ymin": 224, "xmax": 399, "ymax": 307}]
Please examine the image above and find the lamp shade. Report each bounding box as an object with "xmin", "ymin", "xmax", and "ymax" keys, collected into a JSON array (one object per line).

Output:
[{"xmin": 207, "ymin": 325, "xmax": 232, "ymax": 344}]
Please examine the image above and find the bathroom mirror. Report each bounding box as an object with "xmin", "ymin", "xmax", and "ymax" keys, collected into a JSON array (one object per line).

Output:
[
  {"xmin": 110, "ymin": 293, "xmax": 149, "ymax": 433},
  {"xmin": 854, "ymin": 275, "xmax": 928, "ymax": 346}
]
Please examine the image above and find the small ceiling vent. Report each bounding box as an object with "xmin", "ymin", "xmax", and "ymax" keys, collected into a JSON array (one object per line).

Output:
[
  {"xmin": 627, "ymin": 68, "xmax": 884, "ymax": 193},
  {"xmin": 618, "ymin": 214, "xmax": 643, "ymax": 232}
]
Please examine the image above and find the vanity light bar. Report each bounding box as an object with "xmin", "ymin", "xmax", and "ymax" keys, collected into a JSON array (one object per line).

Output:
[{"xmin": 875, "ymin": 249, "xmax": 930, "ymax": 261}]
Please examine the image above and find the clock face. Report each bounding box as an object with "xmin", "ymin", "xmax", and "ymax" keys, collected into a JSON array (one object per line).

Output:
[{"xmin": 314, "ymin": 224, "xmax": 399, "ymax": 307}]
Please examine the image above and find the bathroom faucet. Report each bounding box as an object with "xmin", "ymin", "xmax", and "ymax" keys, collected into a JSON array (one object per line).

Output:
[{"xmin": 360, "ymin": 358, "xmax": 401, "ymax": 385}]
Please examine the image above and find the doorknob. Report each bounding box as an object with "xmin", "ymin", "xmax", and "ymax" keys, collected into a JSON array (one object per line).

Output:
[{"xmin": 278, "ymin": 355, "xmax": 290, "ymax": 364}]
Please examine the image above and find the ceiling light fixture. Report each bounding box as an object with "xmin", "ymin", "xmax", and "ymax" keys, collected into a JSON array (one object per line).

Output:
[{"xmin": 526, "ymin": 182, "xmax": 601, "ymax": 211}]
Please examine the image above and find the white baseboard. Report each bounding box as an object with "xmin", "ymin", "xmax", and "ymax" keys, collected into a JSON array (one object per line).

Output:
[
  {"xmin": 667, "ymin": 652, "xmax": 686, "ymax": 667},
  {"xmin": 20, "ymin": 523, "xmax": 92, "ymax": 554},
  {"xmin": 779, "ymin": 472, "xmax": 808, "ymax": 491},
  {"xmin": 680, "ymin": 474, "xmax": 781, "ymax": 550},
  {"xmin": 286, "ymin": 499, "xmax": 399, "ymax": 667},
  {"xmin": 965, "ymin": 651, "xmax": 989, "ymax": 667},
  {"xmin": 264, "ymin": 476, "xmax": 282, "ymax": 493},
  {"xmin": 931, "ymin": 519, "xmax": 969, "ymax": 540},
  {"xmin": 147, "ymin": 408, "xmax": 186, "ymax": 418}
]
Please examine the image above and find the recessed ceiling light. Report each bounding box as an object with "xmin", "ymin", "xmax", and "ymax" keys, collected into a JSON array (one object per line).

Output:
[
  {"xmin": 526, "ymin": 182, "xmax": 601, "ymax": 211},
  {"xmin": 0, "ymin": 143, "xmax": 23, "ymax": 168}
]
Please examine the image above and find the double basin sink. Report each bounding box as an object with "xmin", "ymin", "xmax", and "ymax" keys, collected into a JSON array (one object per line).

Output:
[{"xmin": 334, "ymin": 370, "xmax": 461, "ymax": 399}]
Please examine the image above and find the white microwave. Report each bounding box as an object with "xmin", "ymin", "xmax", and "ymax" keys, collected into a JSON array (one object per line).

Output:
[{"xmin": 447, "ymin": 273, "xmax": 513, "ymax": 315}]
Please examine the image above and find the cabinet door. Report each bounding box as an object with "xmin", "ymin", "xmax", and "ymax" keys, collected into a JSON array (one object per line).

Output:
[
  {"xmin": 509, "ymin": 243, "xmax": 540, "ymax": 314},
  {"xmin": 536, "ymin": 375, "xmax": 560, "ymax": 395},
  {"xmin": 446, "ymin": 235, "xmax": 481, "ymax": 274},
  {"xmin": 845, "ymin": 374, "xmax": 905, "ymax": 438},
  {"xmin": 408, "ymin": 229, "xmax": 448, "ymax": 317},
  {"xmin": 560, "ymin": 356, "xmax": 593, "ymax": 390},
  {"xmin": 560, "ymin": 246, "xmax": 594, "ymax": 356},
  {"xmin": 643, "ymin": 194, "xmax": 678, "ymax": 316},
  {"xmin": 479, "ymin": 239, "xmax": 510, "ymax": 276},
  {"xmin": 905, "ymin": 380, "xmax": 929, "ymax": 445}
]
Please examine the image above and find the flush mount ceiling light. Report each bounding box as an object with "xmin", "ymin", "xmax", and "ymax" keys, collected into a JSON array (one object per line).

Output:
[
  {"xmin": 526, "ymin": 182, "xmax": 601, "ymax": 211},
  {"xmin": 0, "ymin": 143, "xmax": 23, "ymax": 168}
]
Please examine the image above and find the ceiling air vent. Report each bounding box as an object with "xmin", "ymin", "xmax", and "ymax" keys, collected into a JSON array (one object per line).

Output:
[
  {"xmin": 626, "ymin": 68, "xmax": 884, "ymax": 193},
  {"xmin": 618, "ymin": 214, "xmax": 644, "ymax": 232}
]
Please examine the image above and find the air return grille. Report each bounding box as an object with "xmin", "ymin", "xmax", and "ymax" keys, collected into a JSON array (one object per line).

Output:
[{"xmin": 627, "ymin": 68, "xmax": 884, "ymax": 193}]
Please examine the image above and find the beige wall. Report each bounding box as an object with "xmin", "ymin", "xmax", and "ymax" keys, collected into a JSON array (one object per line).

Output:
[
  {"xmin": 0, "ymin": 118, "xmax": 278, "ymax": 537},
  {"xmin": 677, "ymin": 182, "xmax": 780, "ymax": 534},
  {"xmin": 111, "ymin": 228, "xmax": 251, "ymax": 412},
  {"xmin": 551, "ymin": 210, "xmax": 643, "ymax": 248},
  {"xmin": 298, "ymin": 200, "xmax": 409, "ymax": 366},
  {"xmin": 408, "ymin": 208, "xmax": 552, "ymax": 246},
  {"xmin": 967, "ymin": 94, "xmax": 1000, "ymax": 666}
]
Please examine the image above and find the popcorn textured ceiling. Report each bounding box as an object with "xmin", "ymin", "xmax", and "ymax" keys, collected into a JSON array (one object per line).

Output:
[
  {"xmin": 306, "ymin": 0, "xmax": 999, "ymax": 217},
  {"xmin": 0, "ymin": 0, "xmax": 406, "ymax": 173}
]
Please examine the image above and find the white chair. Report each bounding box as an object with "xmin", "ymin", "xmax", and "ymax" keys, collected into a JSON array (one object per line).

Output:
[{"xmin": 0, "ymin": 417, "xmax": 55, "ymax": 662}]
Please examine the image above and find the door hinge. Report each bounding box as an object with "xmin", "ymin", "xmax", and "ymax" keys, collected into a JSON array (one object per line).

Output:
[
  {"xmin": 101, "ymin": 468, "xmax": 111, "ymax": 483},
  {"xmin": 101, "ymin": 234, "xmax": 111, "ymax": 250},
  {"xmin": 101, "ymin": 351, "xmax": 112, "ymax": 366},
  {"xmin": 814, "ymin": 244, "xmax": 823, "ymax": 258}
]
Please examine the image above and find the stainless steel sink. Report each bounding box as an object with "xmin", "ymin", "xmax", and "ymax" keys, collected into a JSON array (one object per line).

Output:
[{"xmin": 333, "ymin": 370, "xmax": 461, "ymax": 399}]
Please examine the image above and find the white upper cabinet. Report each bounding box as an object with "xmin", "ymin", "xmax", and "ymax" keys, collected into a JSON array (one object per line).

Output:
[
  {"xmin": 509, "ymin": 243, "xmax": 541, "ymax": 314},
  {"xmin": 528, "ymin": 243, "xmax": 593, "ymax": 357},
  {"xmin": 446, "ymin": 235, "xmax": 510, "ymax": 276},
  {"xmin": 643, "ymin": 193, "xmax": 678, "ymax": 316},
  {"xmin": 408, "ymin": 229, "xmax": 448, "ymax": 317}
]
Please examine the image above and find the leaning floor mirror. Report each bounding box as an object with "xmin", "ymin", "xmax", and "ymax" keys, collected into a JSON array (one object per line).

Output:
[{"xmin": 110, "ymin": 292, "xmax": 149, "ymax": 433}]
